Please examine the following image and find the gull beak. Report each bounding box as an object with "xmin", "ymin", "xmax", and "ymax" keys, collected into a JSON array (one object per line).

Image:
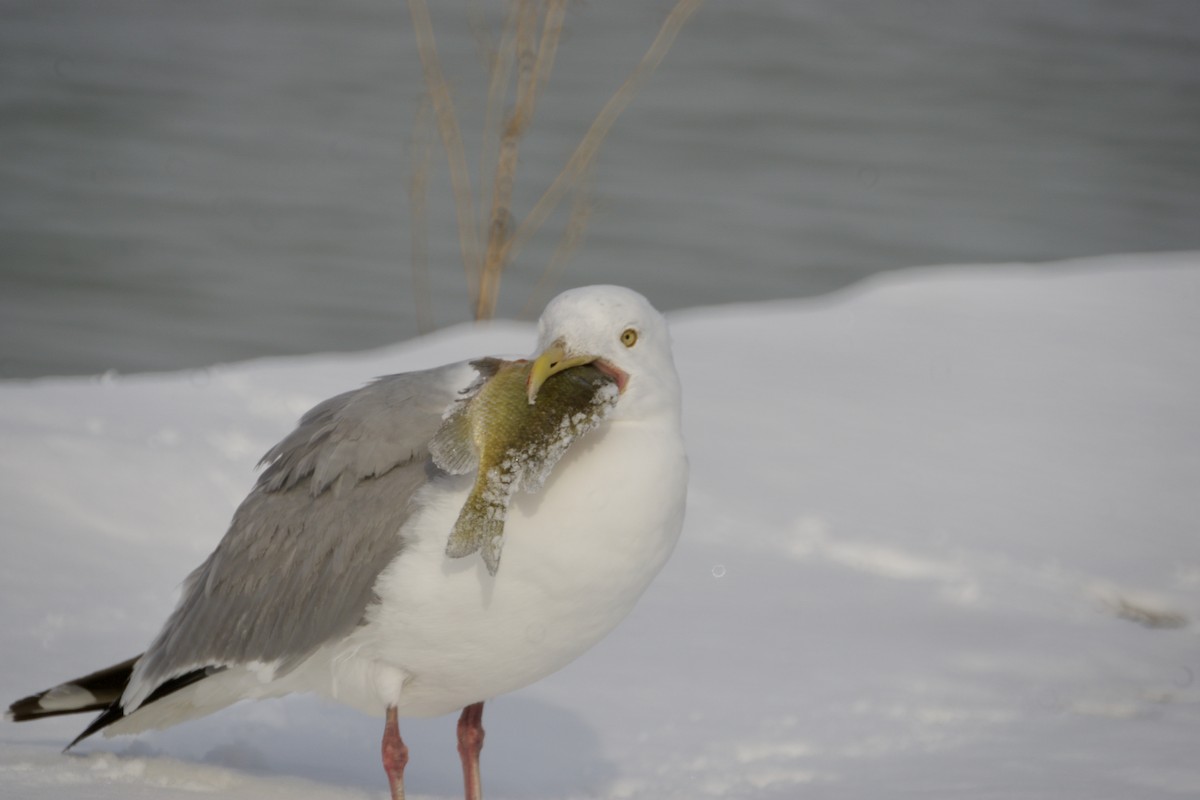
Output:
[{"xmin": 526, "ymin": 343, "xmax": 598, "ymax": 403}]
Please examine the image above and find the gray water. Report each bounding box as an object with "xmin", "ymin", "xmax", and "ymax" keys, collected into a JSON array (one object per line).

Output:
[{"xmin": 3, "ymin": 0, "xmax": 1199, "ymax": 378}]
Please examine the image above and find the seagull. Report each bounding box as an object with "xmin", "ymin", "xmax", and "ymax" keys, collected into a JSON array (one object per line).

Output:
[{"xmin": 6, "ymin": 285, "xmax": 688, "ymax": 800}]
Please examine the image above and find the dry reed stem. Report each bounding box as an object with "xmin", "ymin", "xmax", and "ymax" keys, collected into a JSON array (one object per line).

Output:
[
  {"xmin": 525, "ymin": 0, "xmax": 566, "ymax": 123},
  {"xmin": 407, "ymin": 0, "xmax": 481, "ymax": 297},
  {"xmin": 408, "ymin": 99, "xmax": 435, "ymax": 334},
  {"xmin": 477, "ymin": 2, "xmax": 520, "ymax": 249},
  {"xmin": 407, "ymin": 0, "xmax": 698, "ymax": 321},
  {"xmin": 499, "ymin": 0, "xmax": 702, "ymax": 270},
  {"xmin": 475, "ymin": 0, "xmax": 546, "ymax": 320}
]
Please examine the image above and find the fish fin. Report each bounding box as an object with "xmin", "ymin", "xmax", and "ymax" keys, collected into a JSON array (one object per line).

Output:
[
  {"xmin": 467, "ymin": 357, "xmax": 506, "ymax": 382},
  {"xmin": 444, "ymin": 495, "xmax": 506, "ymax": 576},
  {"xmin": 429, "ymin": 358, "xmax": 510, "ymax": 474},
  {"xmin": 444, "ymin": 521, "xmax": 480, "ymax": 559},
  {"xmin": 429, "ymin": 405, "xmax": 479, "ymax": 474},
  {"xmin": 444, "ymin": 490, "xmax": 491, "ymax": 558},
  {"xmin": 480, "ymin": 529, "xmax": 504, "ymax": 576}
]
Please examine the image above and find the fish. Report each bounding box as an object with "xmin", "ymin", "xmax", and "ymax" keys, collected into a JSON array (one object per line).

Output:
[{"xmin": 429, "ymin": 357, "xmax": 619, "ymax": 575}]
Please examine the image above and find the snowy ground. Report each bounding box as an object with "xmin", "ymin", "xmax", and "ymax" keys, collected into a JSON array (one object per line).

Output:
[{"xmin": 2, "ymin": 253, "xmax": 1198, "ymax": 799}]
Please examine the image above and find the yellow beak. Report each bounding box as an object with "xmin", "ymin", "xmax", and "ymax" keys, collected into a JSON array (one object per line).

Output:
[{"xmin": 526, "ymin": 343, "xmax": 598, "ymax": 403}]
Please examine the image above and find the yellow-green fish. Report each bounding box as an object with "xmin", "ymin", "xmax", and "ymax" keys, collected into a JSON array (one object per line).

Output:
[{"xmin": 429, "ymin": 357, "xmax": 619, "ymax": 575}]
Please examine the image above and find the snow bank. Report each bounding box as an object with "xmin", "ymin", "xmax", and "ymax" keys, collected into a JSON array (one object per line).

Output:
[{"xmin": 2, "ymin": 253, "xmax": 1198, "ymax": 799}]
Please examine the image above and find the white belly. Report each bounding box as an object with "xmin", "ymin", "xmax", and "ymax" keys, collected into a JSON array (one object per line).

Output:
[{"xmin": 312, "ymin": 419, "xmax": 687, "ymax": 717}]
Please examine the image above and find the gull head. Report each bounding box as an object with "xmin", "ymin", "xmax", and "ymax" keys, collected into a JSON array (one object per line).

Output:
[{"xmin": 527, "ymin": 285, "xmax": 681, "ymax": 420}]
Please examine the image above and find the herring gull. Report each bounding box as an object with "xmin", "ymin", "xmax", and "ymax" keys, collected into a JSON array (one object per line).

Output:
[{"xmin": 6, "ymin": 285, "xmax": 688, "ymax": 799}]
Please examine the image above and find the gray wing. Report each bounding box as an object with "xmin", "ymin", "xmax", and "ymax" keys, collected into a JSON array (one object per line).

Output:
[{"xmin": 125, "ymin": 360, "xmax": 475, "ymax": 709}]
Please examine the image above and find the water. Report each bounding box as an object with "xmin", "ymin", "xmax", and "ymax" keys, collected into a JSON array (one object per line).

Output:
[{"xmin": 3, "ymin": 0, "xmax": 1199, "ymax": 378}]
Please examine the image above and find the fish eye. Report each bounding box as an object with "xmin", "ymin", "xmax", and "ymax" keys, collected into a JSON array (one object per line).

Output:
[{"xmin": 620, "ymin": 328, "xmax": 638, "ymax": 348}]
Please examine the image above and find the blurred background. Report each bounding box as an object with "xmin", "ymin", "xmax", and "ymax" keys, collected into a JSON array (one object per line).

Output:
[{"xmin": 2, "ymin": 0, "xmax": 1199, "ymax": 378}]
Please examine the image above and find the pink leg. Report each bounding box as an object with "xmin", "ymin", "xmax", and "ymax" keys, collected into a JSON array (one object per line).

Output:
[
  {"xmin": 382, "ymin": 705, "xmax": 410, "ymax": 800},
  {"xmin": 456, "ymin": 702, "xmax": 486, "ymax": 800}
]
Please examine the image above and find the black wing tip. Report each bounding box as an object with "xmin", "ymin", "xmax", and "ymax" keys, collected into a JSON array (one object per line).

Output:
[
  {"xmin": 65, "ymin": 703, "xmax": 126, "ymax": 751},
  {"xmin": 5, "ymin": 655, "xmax": 220, "ymax": 752},
  {"xmin": 8, "ymin": 660, "xmax": 137, "ymax": 752},
  {"xmin": 7, "ymin": 655, "xmax": 141, "ymax": 725},
  {"xmin": 63, "ymin": 665, "xmax": 224, "ymax": 750},
  {"xmin": 7, "ymin": 693, "xmax": 46, "ymax": 722},
  {"xmin": 8, "ymin": 697, "xmax": 109, "ymax": 724},
  {"xmin": 7, "ymin": 686, "xmax": 123, "ymax": 752},
  {"xmin": 8, "ymin": 687, "xmax": 112, "ymax": 724}
]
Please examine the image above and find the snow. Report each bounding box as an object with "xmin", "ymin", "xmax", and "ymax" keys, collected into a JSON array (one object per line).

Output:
[{"xmin": 3, "ymin": 252, "xmax": 1199, "ymax": 799}]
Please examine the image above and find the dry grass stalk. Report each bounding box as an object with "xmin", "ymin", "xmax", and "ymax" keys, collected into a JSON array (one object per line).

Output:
[
  {"xmin": 477, "ymin": 1, "xmax": 520, "ymax": 251},
  {"xmin": 474, "ymin": 0, "xmax": 538, "ymax": 320},
  {"xmin": 525, "ymin": 0, "xmax": 566, "ymax": 126},
  {"xmin": 499, "ymin": 0, "xmax": 701, "ymax": 270},
  {"xmin": 408, "ymin": 0, "xmax": 698, "ymax": 321},
  {"xmin": 407, "ymin": 0, "xmax": 482, "ymax": 297},
  {"xmin": 474, "ymin": 0, "xmax": 566, "ymax": 320}
]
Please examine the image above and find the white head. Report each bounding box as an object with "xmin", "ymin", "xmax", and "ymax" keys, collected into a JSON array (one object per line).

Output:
[{"xmin": 529, "ymin": 285, "xmax": 681, "ymax": 420}]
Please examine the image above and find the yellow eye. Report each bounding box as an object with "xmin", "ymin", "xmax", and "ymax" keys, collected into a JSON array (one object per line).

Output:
[{"xmin": 620, "ymin": 328, "xmax": 638, "ymax": 348}]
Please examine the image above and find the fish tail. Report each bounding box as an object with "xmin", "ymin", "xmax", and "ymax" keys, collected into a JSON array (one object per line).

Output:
[
  {"xmin": 480, "ymin": 522, "xmax": 505, "ymax": 576},
  {"xmin": 445, "ymin": 495, "xmax": 507, "ymax": 575},
  {"xmin": 444, "ymin": 515, "xmax": 481, "ymax": 558}
]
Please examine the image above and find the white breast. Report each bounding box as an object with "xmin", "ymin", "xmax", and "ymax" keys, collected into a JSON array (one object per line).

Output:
[{"xmin": 314, "ymin": 416, "xmax": 688, "ymax": 718}]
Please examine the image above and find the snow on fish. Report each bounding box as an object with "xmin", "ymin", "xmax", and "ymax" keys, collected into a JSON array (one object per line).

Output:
[{"xmin": 429, "ymin": 358, "xmax": 619, "ymax": 575}]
